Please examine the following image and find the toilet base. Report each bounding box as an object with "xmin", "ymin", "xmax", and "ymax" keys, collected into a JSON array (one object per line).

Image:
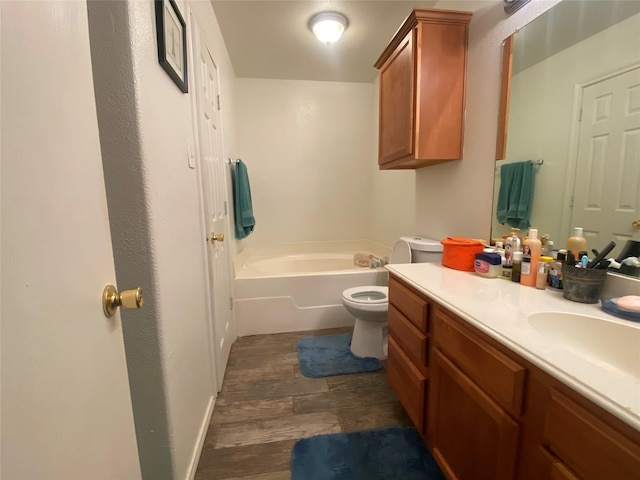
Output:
[{"xmin": 350, "ymin": 318, "xmax": 388, "ymax": 359}]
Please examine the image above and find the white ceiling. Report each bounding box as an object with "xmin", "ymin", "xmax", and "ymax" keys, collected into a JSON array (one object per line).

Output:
[{"xmin": 210, "ymin": 1, "xmax": 440, "ymax": 83}]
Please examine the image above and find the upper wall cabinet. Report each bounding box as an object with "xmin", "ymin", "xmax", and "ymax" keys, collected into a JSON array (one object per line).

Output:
[{"xmin": 375, "ymin": 9, "xmax": 472, "ymax": 170}]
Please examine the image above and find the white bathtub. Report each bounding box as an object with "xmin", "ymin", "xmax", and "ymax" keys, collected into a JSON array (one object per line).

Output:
[{"xmin": 233, "ymin": 241, "xmax": 390, "ymax": 336}]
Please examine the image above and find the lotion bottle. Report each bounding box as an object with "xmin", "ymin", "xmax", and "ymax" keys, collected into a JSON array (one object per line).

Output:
[
  {"xmin": 520, "ymin": 228, "xmax": 542, "ymax": 287},
  {"xmin": 566, "ymin": 227, "xmax": 587, "ymax": 254}
]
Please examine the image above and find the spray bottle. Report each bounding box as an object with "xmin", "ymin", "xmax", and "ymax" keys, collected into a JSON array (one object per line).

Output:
[{"xmin": 504, "ymin": 228, "xmax": 521, "ymax": 267}]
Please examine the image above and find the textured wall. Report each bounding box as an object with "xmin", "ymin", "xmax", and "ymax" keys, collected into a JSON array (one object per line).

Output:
[
  {"xmin": 235, "ymin": 78, "xmax": 375, "ymax": 245},
  {"xmin": 414, "ymin": 0, "xmax": 561, "ymax": 242},
  {"xmin": 89, "ymin": 0, "xmax": 236, "ymax": 478}
]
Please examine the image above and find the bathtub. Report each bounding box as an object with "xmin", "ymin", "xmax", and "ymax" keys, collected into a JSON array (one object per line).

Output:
[{"xmin": 233, "ymin": 241, "xmax": 390, "ymax": 336}]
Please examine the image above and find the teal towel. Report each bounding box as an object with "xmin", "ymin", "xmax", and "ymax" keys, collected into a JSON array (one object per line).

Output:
[
  {"xmin": 496, "ymin": 160, "xmax": 533, "ymax": 230},
  {"xmin": 232, "ymin": 160, "xmax": 255, "ymax": 239}
]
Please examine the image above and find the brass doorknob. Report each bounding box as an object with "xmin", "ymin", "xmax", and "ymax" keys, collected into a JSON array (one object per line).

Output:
[
  {"xmin": 102, "ymin": 285, "xmax": 144, "ymax": 317},
  {"xmin": 210, "ymin": 233, "xmax": 224, "ymax": 242},
  {"xmin": 633, "ymin": 219, "xmax": 640, "ymax": 229}
]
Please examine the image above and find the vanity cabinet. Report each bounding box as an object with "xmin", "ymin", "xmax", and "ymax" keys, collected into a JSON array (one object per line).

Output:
[
  {"xmin": 387, "ymin": 276, "xmax": 430, "ymax": 434},
  {"xmin": 386, "ymin": 273, "xmax": 640, "ymax": 480},
  {"xmin": 427, "ymin": 306, "xmax": 524, "ymax": 480},
  {"xmin": 374, "ymin": 9, "xmax": 471, "ymax": 170}
]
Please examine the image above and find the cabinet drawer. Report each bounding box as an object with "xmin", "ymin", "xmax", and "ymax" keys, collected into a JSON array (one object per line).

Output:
[
  {"xmin": 387, "ymin": 336, "xmax": 427, "ymax": 434},
  {"xmin": 389, "ymin": 276, "xmax": 429, "ymax": 332},
  {"xmin": 388, "ymin": 304, "xmax": 428, "ymax": 372},
  {"xmin": 433, "ymin": 308, "xmax": 525, "ymax": 416},
  {"xmin": 544, "ymin": 389, "xmax": 640, "ymax": 480}
]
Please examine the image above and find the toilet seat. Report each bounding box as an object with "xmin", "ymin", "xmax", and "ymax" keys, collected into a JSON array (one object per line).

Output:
[{"xmin": 342, "ymin": 286, "xmax": 388, "ymax": 304}]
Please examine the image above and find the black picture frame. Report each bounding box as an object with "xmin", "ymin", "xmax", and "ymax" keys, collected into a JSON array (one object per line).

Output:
[{"xmin": 155, "ymin": 0, "xmax": 188, "ymax": 93}]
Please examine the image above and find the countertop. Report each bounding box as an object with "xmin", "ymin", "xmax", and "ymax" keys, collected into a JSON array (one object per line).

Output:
[{"xmin": 386, "ymin": 263, "xmax": 640, "ymax": 432}]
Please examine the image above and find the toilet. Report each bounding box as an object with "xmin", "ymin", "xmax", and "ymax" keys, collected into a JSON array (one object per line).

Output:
[{"xmin": 341, "ymin": 236, "xmax": 443, "ymax": 359}]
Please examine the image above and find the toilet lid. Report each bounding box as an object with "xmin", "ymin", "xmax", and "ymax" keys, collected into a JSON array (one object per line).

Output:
[
  {"xmin": 343, "ymin": 286, "xmax": 389, "ymax": 304},
  {"xmin": 389, "ymin": 240, "xmax": 411, "ymax": 264}
]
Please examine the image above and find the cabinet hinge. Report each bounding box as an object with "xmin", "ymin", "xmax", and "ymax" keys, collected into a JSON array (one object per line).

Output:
[
  {"xmin": 217, "ymin": 94, "xmax": 221, "ymax": 111},
  {"xmin": 229, "ymin": 296, "xmax": 234, "ymax": 310},
  {"xmin": 224, "ymin": 201, "xmax": 228, "ymax": 216}
]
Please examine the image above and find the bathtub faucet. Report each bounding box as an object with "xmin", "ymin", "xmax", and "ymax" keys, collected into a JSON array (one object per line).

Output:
[{"xmin": 369, "ymin": 255, "xmax": 388, "ymax": 268}]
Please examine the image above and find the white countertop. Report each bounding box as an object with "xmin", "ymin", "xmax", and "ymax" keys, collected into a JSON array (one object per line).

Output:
[{"xmin": 386, "ymin": 263, "xmax": 640, "ymax": 432}]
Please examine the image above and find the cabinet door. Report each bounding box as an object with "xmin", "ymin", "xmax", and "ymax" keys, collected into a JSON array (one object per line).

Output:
[
  {"xmin": 378, "ymin": 29, "xmax": 415, "ymax": 166},
  {"xmin": 428, "ymin": 348, "xmax": 520, "ymax": 480},
  {"xmin": 544, "ymin": 389, "xmax": 640, "ymax": 480}
]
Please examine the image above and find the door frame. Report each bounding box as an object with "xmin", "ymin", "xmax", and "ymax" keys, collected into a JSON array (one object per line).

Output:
[{"xmin": 559, "ymin": 63, "xmax": 640, "ymax": 240}]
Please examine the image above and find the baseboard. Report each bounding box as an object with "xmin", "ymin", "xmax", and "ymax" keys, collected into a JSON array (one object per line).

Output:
[{"xmin": 186, "ymin": 394, "xmax": 216, "ymax": 480}]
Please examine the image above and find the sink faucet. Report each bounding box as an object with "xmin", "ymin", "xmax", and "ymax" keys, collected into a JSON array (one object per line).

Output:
[{"xmin": 369, "ymin": 255, "xmax": 388, "ymax": 268}]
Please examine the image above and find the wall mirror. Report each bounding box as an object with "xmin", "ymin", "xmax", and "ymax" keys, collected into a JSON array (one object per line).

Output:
[{"xmin": 492, "ymin": 0, "xmax": 640, "ymax": 261}]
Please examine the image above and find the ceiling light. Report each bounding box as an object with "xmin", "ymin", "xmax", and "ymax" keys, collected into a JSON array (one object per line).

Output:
[{"xmin": 309, "ymin": 12, "xmax": 348, "ymax": 44}]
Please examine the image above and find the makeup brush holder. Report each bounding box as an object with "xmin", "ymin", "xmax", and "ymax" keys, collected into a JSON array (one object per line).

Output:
[{"xmin": 562, "ymin": 265, "xmax": 608, "ymax": 304}]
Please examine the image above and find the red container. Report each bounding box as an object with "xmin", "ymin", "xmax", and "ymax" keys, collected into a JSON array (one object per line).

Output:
[{"xmin": 440, "ymin": 237, "xmax": 485, "ymax": 272}]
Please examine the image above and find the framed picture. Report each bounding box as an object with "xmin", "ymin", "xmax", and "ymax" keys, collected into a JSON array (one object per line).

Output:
[{"xmin": 155, "ymin": 0, "xmax": 188, "ymax": 93}]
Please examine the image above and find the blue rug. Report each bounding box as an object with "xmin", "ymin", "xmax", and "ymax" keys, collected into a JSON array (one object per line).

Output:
[
  {"xmin": 296, "ymin": 333, "xmax": 381, "ymax": 378},
  {"xmin": 291, "ymin": 426, "xmax": 445, "ymax": 480}
]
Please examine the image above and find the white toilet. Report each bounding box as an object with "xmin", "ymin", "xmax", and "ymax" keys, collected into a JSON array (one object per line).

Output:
[{"xmin": 341, "ymin": 237, "xmax": 443, "ymax": 359}]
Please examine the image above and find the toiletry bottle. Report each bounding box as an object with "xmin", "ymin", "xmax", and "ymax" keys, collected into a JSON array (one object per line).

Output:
[
  {"xmin": 520, "ymin": 228, "xmax": 542, "ymax": 287},
  {"xmin": 548, "ymin": 249, "xmax": 567, "ymax": 290},
  {"xmin": 567, "ymin": 227, "xmax": 587, "ymax": 253},
  {"xmin": 548, "ymin": 250, "xmax": 566, "ymax": 290},
  {"xmin": 536, "ymin": 261, "xmax": 549, "ymax": 289},
  {"xmin": 511, "ymin": 251, "xmax": 523, "ymax": 283},
  {"xmin": 501, "ymin": 256, "xmax": 512, "ymax": 280},
  {"xmin": 505, "ymin": 228, "xmax": 521, "ymax": 267}
]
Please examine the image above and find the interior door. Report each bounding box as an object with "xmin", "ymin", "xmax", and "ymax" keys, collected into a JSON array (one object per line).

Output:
[
  {"xmin": 571, "ymin": 66, "xmax": 640, "ymax": 256},
  {"xmin": 0, "ymin": 1, "xmax": 141, "ymax": 478},
  {"xmin": 191, "ymin": 18, "xmax": 235, "ymax": 392}
]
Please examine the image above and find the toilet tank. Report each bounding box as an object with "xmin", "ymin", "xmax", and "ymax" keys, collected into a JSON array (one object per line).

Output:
[{"xmin": 401, "ymin": 236, "xmax": 443, "ymax": 263}]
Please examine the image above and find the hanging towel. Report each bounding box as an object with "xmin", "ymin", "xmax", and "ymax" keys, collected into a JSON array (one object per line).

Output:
[
  {"xmin": 232, "ymin": 159, "xmax": 256, "ymax": 239},
  {"xmin": 496, "ymin": 160, "xmax": 533, "ymax": 230}
]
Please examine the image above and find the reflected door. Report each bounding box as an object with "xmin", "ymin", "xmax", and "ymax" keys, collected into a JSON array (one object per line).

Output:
[{"xmin": 571, "ymin": 66, "xmax": 640, "ymax": 256}]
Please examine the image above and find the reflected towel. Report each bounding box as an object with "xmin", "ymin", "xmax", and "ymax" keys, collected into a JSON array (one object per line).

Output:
[
  {"xmin": 232, "ymin": 159, "xmax": 255, "ymax": 239},
  {"xmin": 496, "ymin": 160, "xmax": 533, "ymax": 230}
]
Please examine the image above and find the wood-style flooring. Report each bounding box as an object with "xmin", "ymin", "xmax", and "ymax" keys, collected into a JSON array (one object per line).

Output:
[{"xmin": 195, "ymin": 327, "xmax": 411, "ymax": 480}]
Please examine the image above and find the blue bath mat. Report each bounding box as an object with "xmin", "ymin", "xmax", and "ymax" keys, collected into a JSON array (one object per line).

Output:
[
  {"xmin": 296, "ymin": 333, "xmax": 381, "ymax": 378},
  {"xmin": 291, "ymin": 426, "xmax": 445, "ymax": 480}
]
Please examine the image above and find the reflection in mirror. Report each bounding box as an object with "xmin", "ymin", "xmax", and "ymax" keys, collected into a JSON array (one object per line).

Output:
[{"xmin": 492, "ymin": 0, "xmax": 640, "ymax": 261}]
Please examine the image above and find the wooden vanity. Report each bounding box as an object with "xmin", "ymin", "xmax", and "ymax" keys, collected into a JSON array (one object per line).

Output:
[{"xmin": 387, "ymin": 271, "xmax": 640, "ymax": 480}]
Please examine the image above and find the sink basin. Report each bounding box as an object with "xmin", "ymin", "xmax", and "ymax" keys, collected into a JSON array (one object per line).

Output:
[{"xmin": 528, "ymin": 312, "xmax": 640, "ymax": 382}]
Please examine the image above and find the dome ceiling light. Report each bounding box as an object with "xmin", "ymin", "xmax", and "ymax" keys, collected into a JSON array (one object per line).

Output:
[{"xmin": 309, "ymin": 12, "xmax": 348, "ymax": 44}]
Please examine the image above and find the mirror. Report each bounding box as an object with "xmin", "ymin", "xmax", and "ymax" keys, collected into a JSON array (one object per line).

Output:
[{"xmin": 492, "ymin": 0, "xmax": 640, "ymax": 261}]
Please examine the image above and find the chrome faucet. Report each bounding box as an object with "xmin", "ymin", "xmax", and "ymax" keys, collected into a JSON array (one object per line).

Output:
[{"xmin": 369, "ymin": 255, "xmax": 388, "ymax": 268}]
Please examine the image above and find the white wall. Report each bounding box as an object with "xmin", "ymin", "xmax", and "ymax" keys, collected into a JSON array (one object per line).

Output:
[
  {"xmin": 369, "ymin": 76, "xmax": 417, "ymax": 247},
  {"xmin": 235, "ymin": 78, "xmax": 375, "ymax": 245},
  {"xmin": 414, "ymin": 0, "xmax": 561, "ymax": 242},
  {"xmin": 88, "ymin": 0, "xmax": 237, "ymax": 478},
  {"xmin": 492, "ymin": 13, "xmax": 640, "ymax": 242}
]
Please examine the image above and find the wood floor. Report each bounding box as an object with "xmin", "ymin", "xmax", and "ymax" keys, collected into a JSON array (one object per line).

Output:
[{"xmin": 194, "ymin": 327, "xmax": 412, "ymax": 480}]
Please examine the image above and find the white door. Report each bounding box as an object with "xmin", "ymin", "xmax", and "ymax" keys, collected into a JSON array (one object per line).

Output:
[
  {"xmin": 191, "ymin": 19, "xmax": 235, "ymax": 391},
  {"xmin": 1, "ymin": 2, "xmax": 141, "ymax": 478},
  {"xmin": 571, "ymin": 66, "xmax": 640, "ymax": 257}
]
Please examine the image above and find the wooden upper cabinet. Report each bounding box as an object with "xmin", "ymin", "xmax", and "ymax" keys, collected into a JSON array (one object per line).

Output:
[{"xmin": 375, "ymin": 9, "xmax": 472, "ymax": 170}]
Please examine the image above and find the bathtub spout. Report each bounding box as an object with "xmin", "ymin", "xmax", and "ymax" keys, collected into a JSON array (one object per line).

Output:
[{"xmin": 369, "ymin": 256, "xmax": 388, "ymax": 268}]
